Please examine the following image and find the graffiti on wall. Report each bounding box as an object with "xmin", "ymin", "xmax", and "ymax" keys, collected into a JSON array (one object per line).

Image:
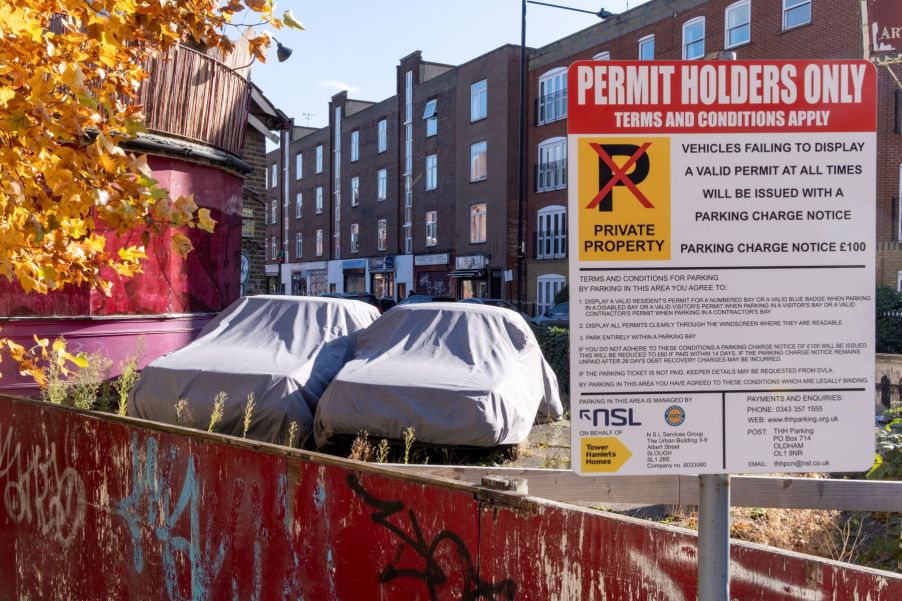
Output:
[
  {"xmin": 0, "ymin": 425, "xmax": 86, "ymax": 547},
  {"xmin": 115, "ymin": 434, "xmax": 268, "ymax": 601},
  {"xmin": 347, "ymin": 474, "xmax": 517, "ymax": 601}
]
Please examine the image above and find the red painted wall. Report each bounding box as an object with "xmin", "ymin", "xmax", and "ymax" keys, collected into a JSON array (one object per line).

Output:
[
  {"xmin": 0, "ymin": 396, "xmax": 899, "ymax": 600},
  {"xmin": 0, "ymin": 156, "xmax": 243, "ymax": 318}
]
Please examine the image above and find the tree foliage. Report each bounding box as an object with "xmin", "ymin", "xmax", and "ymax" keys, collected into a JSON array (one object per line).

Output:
[{"xmin": 0, "ymin": 1, "xmax": 301, "ymax": 384}]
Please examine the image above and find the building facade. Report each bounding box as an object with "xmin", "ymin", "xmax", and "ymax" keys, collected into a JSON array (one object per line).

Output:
[{"xmin": 267, "ymin": 0, "xmax": 901, "ymax": 310}]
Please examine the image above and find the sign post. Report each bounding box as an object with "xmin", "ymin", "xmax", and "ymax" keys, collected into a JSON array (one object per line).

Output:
[{"xmin": 567, "ymin": 60, "xmax": 877, "ymax": 597}]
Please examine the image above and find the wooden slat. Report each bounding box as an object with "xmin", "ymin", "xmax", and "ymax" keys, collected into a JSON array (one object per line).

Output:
[{"xmin": 384, "ymin": 465, "xmax": 902, "ymax": 512}]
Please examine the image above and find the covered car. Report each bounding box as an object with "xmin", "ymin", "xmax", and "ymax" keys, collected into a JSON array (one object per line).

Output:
[
  {"xmin": 129, "ymin": 295, "xmax": 379, "ymax": 443},
  {"xmin": 314, "ymin": 303, "xmax": 563, "ymax": 448}
]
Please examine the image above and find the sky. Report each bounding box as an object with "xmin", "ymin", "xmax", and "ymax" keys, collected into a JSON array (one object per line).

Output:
[{"xmin": 247, "ymin": 0, "xmax": 650, "ymax": 129}]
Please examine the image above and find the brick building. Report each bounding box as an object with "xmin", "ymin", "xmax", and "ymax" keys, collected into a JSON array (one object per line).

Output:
[{"xmin": 266, "ymin": 0, "xmax": 901, "ymax": 310}]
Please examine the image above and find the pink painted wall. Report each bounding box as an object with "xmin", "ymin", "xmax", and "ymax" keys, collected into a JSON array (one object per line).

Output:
[
  {"xmin": 0, "ymin": 156, "xmax": 243, "ymax": 318},
  {"xmin": 0, "ymin": 396, "xmax": 898, "ymax": 601}
]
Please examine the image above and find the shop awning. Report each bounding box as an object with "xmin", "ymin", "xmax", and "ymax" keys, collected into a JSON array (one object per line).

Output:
[{"xmin": 449, "ymin": 269, "xmax": 485, "ymax": 278}]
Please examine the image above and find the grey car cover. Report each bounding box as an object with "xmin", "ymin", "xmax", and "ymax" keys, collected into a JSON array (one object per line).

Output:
[
  {"xmin": 314, "ymin": 303, "xmax": 563, "ymax": 447},
  {"xmin": 128, "ymin": 295, "xmax": 379, "ymax": 443}
]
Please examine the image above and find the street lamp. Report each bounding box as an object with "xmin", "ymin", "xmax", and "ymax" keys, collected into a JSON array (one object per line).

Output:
[{"xmin": 517, "ymin": 2, "xmax": 615, "ymax": 312}]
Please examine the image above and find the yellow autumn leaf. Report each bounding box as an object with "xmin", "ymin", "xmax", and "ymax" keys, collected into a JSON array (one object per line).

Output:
[
  {"xmin": 196, "ymin": 208, "xmax": 216, "ymax": 233},
  {"xmin": 172, "ymin": 232, "xmax": 193, "ymax": 259},
  {"xmin": 283, "ymin": 10, "xmax": 305, "ymax": 30}
]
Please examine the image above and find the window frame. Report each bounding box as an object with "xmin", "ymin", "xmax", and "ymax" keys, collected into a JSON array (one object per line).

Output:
[
  {"xmin": 377, "ymin": 169, "xmax": 388, "ymax": 201},
  {"xmin": 315, "ymin": 145, "xmax": 323, "ymax": 173},
  {"xmin": 536, "ymin": 205, "xmax": 567, "ymax": 259},
  {"xmin": 295, "ymin": 233, "xmax": 303, "ymax": 258},
  {"xmin": 638, "ymin": 34, "xmax": 655, "ymax": 60},
  {"xmin": 470, "ymin": 203, "xmax": 487, "ymax": 244},
  {"xmin": 315, "ymin": 229, "xmax": 323, "ymax": 256},
  {"xmin": 537, "ymin": 137, "xmax": 567, "ymax": 192},
  {"xmin": 270, "ymin": 199, "xmax": 277, "ymax": 224},
  {"xmin": 350, "ymin": 223, "xmax": 359, "ymax": 254},
  {"xmin": 377, "ymin": 219, "xmax": 387, "ymax": 251},
  {"xmin": 538, "ymin": 67, "xmax": 568, "ymax": 125},
  {"xmin": 271, "ymin": 236, "xmax": 277, "ymax": 261},
  {"xmin": 537, "ymin": 274, "xmax": 566, "ymax": 315},
  {"xmin": 592, "ymin": 51, "xmax": 611, "ymax": 60},
  {"xmin": 423, "ymin": 99, "xmax": 438, "ymax": 137},
  {"xmin": 315, "ymin": 186, "xmax": 323, "ymax": 214},
  {"xmin": 470, "ymin": 141, "xmax": 487, "ymax": 182},
  {"xmin": 377, "ymin": 119, "xmax": 388, "ymax": 153},
  {"xmin": 782, "ymin": 0, "xmax": 811, "ymax": 31},
  {"xmin": 425, "ymin": 154, "xmax": 438, "ymax": 191},
  {"xmin": 470, "ymin": 79, "xmax": 487, "ymax": 122},
  {"xmin": 724, "ymin": 0, "xmax": 751, "ymax": 49},
  {"xmin": 295, "ymin": 192, "xmax": 302, "ymax": 219},
  {"xmin": 682, "ymin": 17, "xmax": 706, "ymax": 60},
  {"xmin": 425, "ymin": 210, "xmax": 437, "ymax": 247},
  {"xmin": 269, "ymin": 164, "xmax": 278, "ymax": 189},
  {"xmin": 351, "ymin": 176, "xmax": 360, "ymax": 207},
  {"xmin": 295, "ymin": 153, "xmax": 303, "ymax": 180},
  {"xmin": 350, "ymin": 130, "xmax": 359, "ymax": 162}
]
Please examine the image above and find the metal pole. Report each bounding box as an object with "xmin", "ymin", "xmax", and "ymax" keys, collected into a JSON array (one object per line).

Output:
[
  {"xmin": 698, "ymin": 474, "xmax": 730, "ymax": 601},
  {"xmin": 516, "ymin": 0, "xmax": 527, "ymax": 312}
]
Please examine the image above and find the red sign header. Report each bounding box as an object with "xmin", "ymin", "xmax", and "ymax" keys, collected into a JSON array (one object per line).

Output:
[{"xmin": 567, "ymin": 60, "xmax": 877, "ymax": 135}]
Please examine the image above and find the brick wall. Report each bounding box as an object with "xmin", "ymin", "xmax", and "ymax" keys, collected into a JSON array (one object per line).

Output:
[{"xmin": 240, "ymin": 127, "xmax": 268, "ymax": 296}]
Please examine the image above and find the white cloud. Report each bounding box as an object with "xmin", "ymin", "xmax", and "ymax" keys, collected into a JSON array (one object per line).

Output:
[{"xmin": 317, "ymin": 79, "xmax": 361, "ymax": 94}]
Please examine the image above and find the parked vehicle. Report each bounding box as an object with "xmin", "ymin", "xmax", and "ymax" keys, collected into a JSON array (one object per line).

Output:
[
  {"xmin": 314, "ymin": 303, "xmax": 563, "ymax": 448},
  {"xmin": 318, "ymin": 291, "xmax": 396, "ymax": 313},
  {"xmin": 458, "ymin": 297, "xmax": 528, "ymax": 320},
  {"xmin": 532, "ymin": 301, "xmax": 569, "ymax": 328},
  {"xmin": 129, "ymin": 296, "xmax": 379, "ymax": 443},
  {"xmin": 396, "ymin": 294, "xmax": 455, "ymax": 306}
]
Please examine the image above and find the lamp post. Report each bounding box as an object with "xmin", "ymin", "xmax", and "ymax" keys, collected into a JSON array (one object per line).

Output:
[{"xmin": 517, "ymin": 1, "xmax": 614, "ymax": 312}]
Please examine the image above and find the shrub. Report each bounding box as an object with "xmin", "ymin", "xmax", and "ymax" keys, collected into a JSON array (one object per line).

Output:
[
  {"xmin": 553, "ymin": 285, "xmax": 569, "ymax": 305},
  {"xmin": 532, "ymin": 324, "xmax": 569, "ymax": 404}
]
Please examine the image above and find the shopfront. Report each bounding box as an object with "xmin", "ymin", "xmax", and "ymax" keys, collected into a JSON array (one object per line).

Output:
[
  {"xmin": 413, "ymin": 253, "xmax": 452, "ymax": 298},
  {"xmin": 368, "ymin": 256, "xmax": 396, "ymax": 300},
  {"xmin": 265, "ymin": 263, "xmax": 281, "ymax": 294},
  {"xmin": 342, "ymin": 259, "xmax": 366, "ymax": 293},
  {"xmin": 287, "ymin": 261, "xmax": 328, "ymax": 296},
  {"xmin": 449, "ymin": 255, "xmax": 489, "ymax": 299}
]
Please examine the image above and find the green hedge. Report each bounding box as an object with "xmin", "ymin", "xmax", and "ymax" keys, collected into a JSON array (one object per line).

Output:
[
  {"xmin": 877, "ymin": 287, "xmax": 902, "ymax": 354},
  {"xmin": 532, "ymin": 324, "xmax": 569, "ymax": 404}
]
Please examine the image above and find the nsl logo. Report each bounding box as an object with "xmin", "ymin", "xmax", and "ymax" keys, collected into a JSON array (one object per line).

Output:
[
  {"xmin": 586, "ymin": 143, "xmax": 653, "ymax": 212},
  {"xmin": 579, "ymin": 407, "xmax": 642, "ymax": 427}
]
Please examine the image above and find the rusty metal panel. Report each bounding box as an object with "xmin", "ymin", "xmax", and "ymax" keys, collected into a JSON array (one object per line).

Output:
[
  {"xmin": 479, "ymin": 501, "xmax": 902, "ymax": 601},
  {"xmin": 1, "ymin": 395, "xmax": 901, "ymax": 601}
]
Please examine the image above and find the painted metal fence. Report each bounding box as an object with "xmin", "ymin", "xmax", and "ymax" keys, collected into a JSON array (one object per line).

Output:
[{"xmin": 0, "ymin": 394, "xmax": 899, "ymax": 600}]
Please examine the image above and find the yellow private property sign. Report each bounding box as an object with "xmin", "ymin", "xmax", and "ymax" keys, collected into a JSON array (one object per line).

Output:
[{"xmin": 577, "ymin": 137, "xmax": 670, "ymax": 261}]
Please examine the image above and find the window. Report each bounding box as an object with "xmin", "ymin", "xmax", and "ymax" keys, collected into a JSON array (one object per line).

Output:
[
  {"xmin": 639, "ymin": 35, "xmax": 655, "ymax": 60},
  {"xmin": 271, "ymin": 236, "xmax": 277, "ymax": 260},
  {"xmin": 315, "ymin": 145, "xmax": 323, "ymax": 173},
  {"xmin": 537, "ymin": 275, "xmax": 566, "ymax": 315},
  {"xmin": 537, "ymin": 205, "xmax": 567, "ymax": 259},
  {"xmin": 295, "ymin": 192, "xmax": 302, "ymax": 219},
  {"xmin": 470, "ymin": 142, "xmax": 487, "ymax": 182},
  {"xmin": 295, "ymin": 233, "xmax": 303, "ymax": 258},
  {"xmin": 350, "ymin": 130, "xmax": 359, "ymax": 162},
  {"xmin": 725, "ymin": 1, "xmax": 751, "ymax": 48},
  {"xmin": 316, "ymin": 186, "xmax": 323, "ymax": 214},
  {"xmin": 377, "ymin": 169, "xmax": 387, "ymax": 201},
  {"xmin": 538, "ymin": 68, "xmax": 567, "ymax": 125},
  {"xmin": 270, "ymin": 199, "xmax": 277, "ymax": 224},
  {"xmin": 377, "ymin": 219, "xmax": 387, "ymax": 251},
  {"xmin": 470, "ymin": 79, "xmax": 487, "ymax": 122},
  {"xmin": 470, "ymin": 203, "xmax": 486, "ymax": 243},
  {"xmin": 537, "ymin": 138, "xmax": 567, "ymax": 192},
  {"xmin": 783, "ymin": 0, "xmax": 810, "ymax": 30},
  {"xmin": 269, "ymin": 164, "xmax": 278, "ymax": 189},
  {"xmin": 351, "ymin": 176, "xmax": 360, "ymax": 207},
  {"xmin": 377, "ymin": 119, "xmax": 388, "ymax": 153},
  {"xmin": 425, "ymin": 154, "xmax": 437, "ymax": 191},
  {"xmin": 315, "ymin": 229, "xmax": 323, "ymax": 256},
  {"xmin": 350, "ymin": 223, "xmax": 359, "ymax": 253},
  {"xmin": 423, "ymin": 99, "xmax": 438, "ymax": 137},
  {"xmin": 426, "ymin": 211, "xmax": 437, "ymax": 247},
  {"xmin": 295, "ymin": 153, "xmax": 302, "ymax": 180},
  {"xmin": 593, "ymin": 51, "xmax": 611, "ymax": 60},
  {"xmin": 682, "ymin": 17, "xmax": 705, "ymax": 60}
]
